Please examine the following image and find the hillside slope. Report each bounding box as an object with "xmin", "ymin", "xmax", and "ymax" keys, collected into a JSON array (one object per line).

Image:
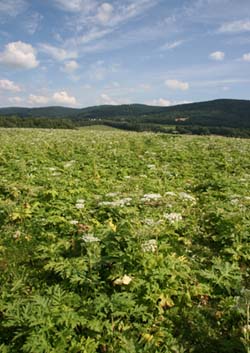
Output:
[{"xmin": 0, "ymin": 99, "xmax": 250, "ymax": 128}]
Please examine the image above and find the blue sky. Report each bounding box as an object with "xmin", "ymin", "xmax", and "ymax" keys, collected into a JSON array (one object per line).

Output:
[{"xmin": 0, "ymin": 0, "xmax": 250, "ymax": 107}]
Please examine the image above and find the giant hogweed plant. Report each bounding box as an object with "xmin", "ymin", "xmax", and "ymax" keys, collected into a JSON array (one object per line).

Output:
[{"xmin": 0, "ymin": 128, "xmax": 250, "ymax": 352}]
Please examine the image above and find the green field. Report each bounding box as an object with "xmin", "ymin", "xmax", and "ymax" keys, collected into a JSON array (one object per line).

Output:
[{"xmin": 0, "ymin": 128, "xmax": 250, "ymax": 353}]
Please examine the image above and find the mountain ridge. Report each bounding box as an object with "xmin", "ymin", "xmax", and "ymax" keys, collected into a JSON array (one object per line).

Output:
[{"xmin": 0, "ymin": 98, "xmax": 250, "ymax": 130}]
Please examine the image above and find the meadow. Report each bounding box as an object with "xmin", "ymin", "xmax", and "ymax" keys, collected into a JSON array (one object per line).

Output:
[{"xmin": 0, "ymin": 127, "xmax": 249, "ymax": 353}]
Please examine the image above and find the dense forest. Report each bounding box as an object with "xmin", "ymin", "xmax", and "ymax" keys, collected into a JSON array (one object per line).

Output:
[{"xmin": 0, "ymin": 99, "xmax": 250, "ymax": 137}]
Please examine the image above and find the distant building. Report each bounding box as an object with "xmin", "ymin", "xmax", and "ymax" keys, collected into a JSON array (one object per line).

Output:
[{"xmin": 175, "ymin": 117, "xmax": 189, "ymax": 122}]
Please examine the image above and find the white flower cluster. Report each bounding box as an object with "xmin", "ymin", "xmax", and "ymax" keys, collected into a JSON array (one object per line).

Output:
[
  {"xmin": 106, "ymin": 192, "xmax": 119, "ymax": 197},
  {"xmin": 141, "ymin": 193, "xmax": 162, "ymax": 202},
  {"xmin": 113, "ymin": 274, "xmax": 132, "ymax": 285},
  {"xmin": 141, "ymin": 239, "xmax": 158, "ymax": 253},
  {"xmin": 99, "ymin": 197, "xmax": 132, "ymax": 207},
  {"xmin": 165, "ymin": 191, "xmax": 176, "ymax": 197},
  {"xmin": 144, "ymin": 218, "xmax": 163, "ymax": 226},
  {"xmin": 69, "ymin": 220, "xmax": 79, "ymax": 225},
  {"xmin": 75, "ymin": 199, "xmax": 85, "ymax": 209},
  {"xmin": 179, "ymin": 192, "xmax": 196, "ymax": 202},
  {"xmin": 164, "ymin": 212, "xmax": 183, "ymax": 223},
  {"xmin": 82, "ymin": 234, "xmax": 100, "ymax": 243}
]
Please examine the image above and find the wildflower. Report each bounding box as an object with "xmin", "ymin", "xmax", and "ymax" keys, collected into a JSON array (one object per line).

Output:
[
  {"xmin": 141, "ymin": 193, "xmax": 161, "ymax": 202},
  {"xmin": 13, "ymin": 230, "xmax": 21, "ymax": 239},
  {"xmin": 113, "ymin": 275, "xmax": 132, "ymax": 286},
  {"xmin": 142, "ymin": 239, "xmax": 157, "ymax": 253},
  {"xmin": 179, "ymin": 192, "xmax": 196, "ymax": 202},
  {"xmin": 98, "ymin": 198, "xmax": 132, "ymax": 207},
  {"xmin": 165, "ymin": 191, "xmax": 176, "ymax": 197},
  {"xmin": 82, "ymin": 234, "xmax": 100, "ymax": 243},
  {"xmin": 144, "ymin": 218, "xmax": 163, "ymax": 226},
  {"xmin": 164, "ymin": 212, "xmax": 183, "ymax": 223},
  {"xmin": 76, "ymin": 203, "xmax": 84, "ymax": 209},
  {"xmin": 106, "ymin": 192, "xmax": 119, "ymax": 197},
  {"xmin": 69, "ymin": 220, "xmax": 79, "ymax": 225}
]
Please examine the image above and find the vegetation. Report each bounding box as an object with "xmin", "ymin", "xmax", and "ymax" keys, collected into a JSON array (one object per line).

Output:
[
  {"xmin": 0, "ymin": 128, "xmax": 249, "ymax": 352},
  {"xmin": 0, "ymin": 99, "xmax": 250, "ymax": 138}
]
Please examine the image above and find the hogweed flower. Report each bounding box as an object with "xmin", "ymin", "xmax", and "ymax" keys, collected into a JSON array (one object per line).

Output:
[
  {"xmin": 141, "ymin": 193, "xmax": 162, "ymax": 202},
  {"xmin": 164, "ymin": 212, "xmax": 183, "ymax": 223},
  {"xmin": 82, "ymin": 234, "xmax": 100, "ymax": 243},
  {"xmin": 113, "ymin": 274, "xmax": 132, "ymax": 286},
  {"xmin": 179, "ymin": 192, "xmax": 196, "ymax": 202},
  {"xmin": 142, "ymin": 239, "xmax": 158, "ymax": 253}
]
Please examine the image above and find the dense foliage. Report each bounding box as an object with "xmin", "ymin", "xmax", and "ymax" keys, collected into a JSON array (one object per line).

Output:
[{"xmin": 0, "ymin": 128, "xmax": 250, "ymax": 352}]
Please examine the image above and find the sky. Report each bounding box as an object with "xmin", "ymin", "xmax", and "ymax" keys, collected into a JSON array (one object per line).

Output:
[{"xmin": 0, "ymin": 0, "xmax": 250, "ymax": 108}]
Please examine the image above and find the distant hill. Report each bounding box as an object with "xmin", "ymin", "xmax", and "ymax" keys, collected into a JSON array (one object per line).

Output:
[
  {"xmin": 0, "ymin": 99, "xmax": 250, "ymax": 137},
  {"xmin": 1, "ymin": 99, "xmax": 250, "ymax": 128}
]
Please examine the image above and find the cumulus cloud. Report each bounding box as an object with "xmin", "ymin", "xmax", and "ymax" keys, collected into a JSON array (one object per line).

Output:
[
  {"xmin": 165, "ymin": 79, "xmax": 189, "ymax": 91},
  {"xmin": 99, "ymin": 93, "xmax": 130, "ymax": 105},
  {"xmin": 52, "ymin": 91, "xmax": 77, "ymax": 105},
  {"xmin": 0, "ymin": 41, "xmax": 39, "ymax": 69},
  {"xmin": 96, "ymin": 3, "xmax": 113, "ymax": 24},
  {"xmin": 209, "ymin": 51, "xmax": 225, "ymax": 61},
  {"xmin": 0, "ymin": 79, "xmax": 21, "ymax": 92},
  {"xmin": 28, "ymin": 94, "xmax": 49, "ymax": 105},
  {"xmin": 150, "ymin": 98, "xmax": 172, "ymax": 106},
  {"xmin": 219, "ymin": 20, "xmax": 250, "ymax": 33},
  {"xmin": 242, "ymin": 53, "xmax": 250, "ymax": 62},
  {"xmin": 39, "ymin": 43, "xmax": 78, "ymax": 61},
  {"xmin": 28, "ymin": 91, "xmax": 77, "ymax": 106},
  {"xmin": 62, "ymin": 60, "xmax": 79, "ymax": 73},
  {"xmin": 9, "ymin": 96, "xmax": 23, "ymax": 104}
]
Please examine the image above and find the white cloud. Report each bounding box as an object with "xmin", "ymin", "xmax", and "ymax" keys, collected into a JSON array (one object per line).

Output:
[
  {"xmin": 209, "ymin": 51, "xmax": 225, "ymax": 61},
  {"xmin": 25, "ymin": 12, "xmax": 43, "ymax": 35},
  {"xmin": 52, "ymin": 91, "xmax": 77, "ymax": 105},
  {"xmin": 8, "ymin": 96, "xmax": 23, "ymax": 104},
  {"xmin": 219, "ymin": 19, "xmax": 250, "ymax": 33},
  {"xmin": 0, "ymin": 41, "xmax": 39, "ymax": 69},
  {"xmin": 0, "ymin": 0, "xmax": 27, "ymax": 18},
  {"xmin": 96, "ymin": 3, "xmax": 113, "ymax": 24},
  {"xmin": 62, "ymin": 60, "xmax": 79, "ymax": 73},
  {"xmin": 53, "ymin": 0, "xmax": 96, "ymax": 13},
  {"xmin": 150, "ymin": 98, "xmax": 172, "ymax": 106},
  {"xmin": 165, "ymin": 79, "xmax": 189, "ymax": 91},
  {"xmin": 0, "ymin": 79, "xmax": 21, "ymax": 92},
  {"xmin": 27, "ymin": 91, "xmax": 77, "ymax": 106},
  {"xmin": 148, "ymin": 98, "xmax": 191, "ymax": 107},
  {"xmin": 242, "ymin": 53, "xmax": 250, "ymax": 62},
  {"xmin": 99, "ymin": 93, "xmax": 130, "ymax": 105},
  {"xmin": 39, "ymin": 43, "xmax": 78, "ymax": 61},
  {"xmin": 28, "ymin": 94, "xmax": 49, "ymax": 105},
  {"xmin": 160, "ymin": 40, "xmax": 184, "ymax": 51}
]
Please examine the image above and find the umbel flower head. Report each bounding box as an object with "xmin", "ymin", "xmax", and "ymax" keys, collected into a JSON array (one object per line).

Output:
[{"xmin": 113, "ymin": 275, "xmax": 133, "ymax": 286}]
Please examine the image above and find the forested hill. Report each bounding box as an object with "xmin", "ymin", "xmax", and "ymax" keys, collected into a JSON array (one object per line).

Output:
[
  {"xmin": 1, "ymin": 99, "xmax": 250, "ymax": 135},
  {"xmin": 1, "ymin": 99, "xmax": 250, "ymax": 127}
]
